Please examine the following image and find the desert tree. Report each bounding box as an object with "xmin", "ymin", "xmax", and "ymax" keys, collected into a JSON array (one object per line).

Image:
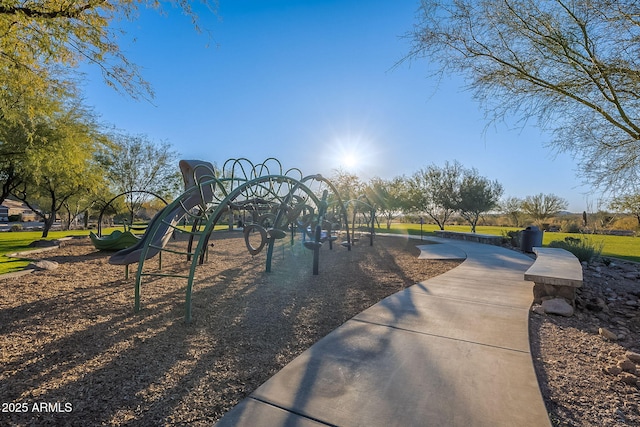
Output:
[
  {"xmin": 0, "ymin": 92, "xmax": 71, "ymax": 205},
  {"xmin": 0, "ymin": 1, "xmax": 218, "ymax": 106},
  {"xmin": 521, "ymin": 193, "xmax": 568, "ymax": 225},
  {"xmin": 456, "ymin": 169, "xmax": 504, "ymax": 232},
  {"xmin": 330, "ymin": 168, "xmax": 363, "ymax": 203},
  {"xmin": 409, "ymin": 161, "xmax": 463, "ymax": 230},
  {"xmin": 500, "ymin": 196, "xmax": 525, "ymax": 227},
  {"xmin": 96, "ymin": 133, "xmax": 182, "ymax": 224},
  {"xmin": 12, "ymin": 103, "xmax": 108, "ymax": 237},
  {"xmin": 610, "ymin": 192, "xmax": 640, "ymax": 226},
  {"xmin": 365, "ymin": 176, "xmax": 409, "ymax": 230},
  {"xmin": 407, "ymin": 0, "xmax": 640, "ymax": 190}
]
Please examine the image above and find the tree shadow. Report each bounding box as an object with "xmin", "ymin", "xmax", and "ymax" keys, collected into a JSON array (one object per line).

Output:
[{"xmin": 0, "ymin": 235, "xmax": 459, "ymax": 425}]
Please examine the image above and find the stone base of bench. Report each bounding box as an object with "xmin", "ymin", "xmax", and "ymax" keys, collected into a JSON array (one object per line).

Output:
[
  {"xmin": 525, "ymin": 247, "xmax": 583, "ymax": 308},
  {"xmin": 434, "ymin": 230, "xmax": 502, "ymax": 246},
  {"xmin": 532, "ymin": 283, "xmax": 577, "ymax": 306}
]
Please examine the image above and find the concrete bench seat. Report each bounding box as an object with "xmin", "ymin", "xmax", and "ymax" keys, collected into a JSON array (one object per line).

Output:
[
  {"xmin": 524, "ymin": 247, "xmax": 583, "ymax": 304},
  {"xmin": 433, "ymin": 230, "xmax": 502, "ymax": 246}
]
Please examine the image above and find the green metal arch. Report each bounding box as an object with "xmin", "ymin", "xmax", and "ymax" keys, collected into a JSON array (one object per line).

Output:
[
  {"xmin": 129, "ymin": 164, "xmax": 356, "ymax": 323},
  {"xmin": 182, "ymin": 174, "xmax": 325, "ymax": 322}
]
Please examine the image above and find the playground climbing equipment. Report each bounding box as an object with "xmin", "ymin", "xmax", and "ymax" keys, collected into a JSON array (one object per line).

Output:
[
  {"xmin": 344, "ymin": 194, "xmax": 377, "ymax": 247},
  {"xmin": 109, "ymin": 158, "xmax": 357, "ymax": 322}
]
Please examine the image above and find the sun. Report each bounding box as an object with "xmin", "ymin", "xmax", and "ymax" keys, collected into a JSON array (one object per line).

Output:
[
  {"xmin": 342, "ymin": 152, "xmax": 359, "ymax": 170},
  {"xmin": 322, "ymin": 132, "xmax": 379, "ymax": 175}
]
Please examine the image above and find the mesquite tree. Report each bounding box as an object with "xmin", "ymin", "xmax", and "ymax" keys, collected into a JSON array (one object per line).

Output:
[{"xmin": 407, "ymin": 0, "xmax": 640, "ymax": 191}]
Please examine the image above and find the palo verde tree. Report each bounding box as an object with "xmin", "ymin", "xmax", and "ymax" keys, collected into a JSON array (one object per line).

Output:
[
  {"xmin": 0, "ymin": 93, "xmax": 69, "ymax": 205},
  {"xmin": 13, "ymin": 103, "xmax": 108, "ymax": 237},
  {"xmin": 408, "ymin": 0, "xmax": 640, "ymax": 191},
  {"xmin": 0, "ymin": 1, "xmax": 218, "ymax": 106},
  {"xmin": 610, "ymin": 192, "xmax": 640, "ymax": 227},
  {"xmin": 499, "ymin": 196, "xmax": 525, "ymax": 227},
  {"xmin": 521, "ymin": 193, "xmax": 568, "ymax": 226},
  {"xmin": 96, "ymin": 133, "xmax": 182, "ymax": 224},
  {"xmin": 456, "ymin": 168, "xmax": 503, "ymax": 233},
  {"xmin": 365, "ymin": 176, "xmax": 409, "ymax": 230},
  {"xmin": 409, "ymin": 161, "xmax": 463, "ymax": 230}
]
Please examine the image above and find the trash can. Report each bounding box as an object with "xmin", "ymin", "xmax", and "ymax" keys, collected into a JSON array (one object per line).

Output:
[{"xmin": 520, "ymin": 226, "xmax": 543, "ymax": 253}]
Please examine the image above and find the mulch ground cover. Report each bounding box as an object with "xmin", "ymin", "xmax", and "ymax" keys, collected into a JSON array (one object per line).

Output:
[{"xmin": 1, "ymin": 232, "xmax": 459, "ymax": 426}]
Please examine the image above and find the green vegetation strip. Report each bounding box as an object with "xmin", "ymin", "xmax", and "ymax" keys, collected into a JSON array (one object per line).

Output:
[
  {"xmin": 0, "ymin": 224, "xmax": 229, "ymax": 275},
  {"xmin": 1, "ymin": 224, "xmax": 637, "ymax": 275},
  {"xmin": 372, "ymin": 224, "xmax": 639, "ymax": 263}
]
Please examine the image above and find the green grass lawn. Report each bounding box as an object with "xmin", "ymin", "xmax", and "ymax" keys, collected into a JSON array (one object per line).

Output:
[
  {"xmin": 1, "ymin": 222, "xmax": 637, "ymax": 275},
  {"xmin": 0, "ymin": 224, "xmax": 233, "ymax": 275},
  {"xmin": 372, "ymin": 223, "xmax": 639, "ymax": 263},
  {"xmin": 0, "ymin": 229, "xmax": 97, "ymax": 275}
]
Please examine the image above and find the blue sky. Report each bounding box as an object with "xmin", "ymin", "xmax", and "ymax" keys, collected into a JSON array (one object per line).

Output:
[{"xmin": 80, "ymin": 0, "xmax": 595, "ymax": 212}]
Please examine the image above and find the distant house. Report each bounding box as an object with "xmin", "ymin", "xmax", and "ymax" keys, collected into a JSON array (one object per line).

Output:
[
  {"xmin": 1, "ymin": 199, "xmax": 39, "ymax": 221},
  {"xmin": 0, "ymin": 204, "xmax": 8, "ymax": 222}
]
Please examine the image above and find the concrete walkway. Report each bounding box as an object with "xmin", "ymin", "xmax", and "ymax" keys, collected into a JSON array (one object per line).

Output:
[{"xmin": 215, "ymin": 237, "xmax": 551, "ymax": 427}]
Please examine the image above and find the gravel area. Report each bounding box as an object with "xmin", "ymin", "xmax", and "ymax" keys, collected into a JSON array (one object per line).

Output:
[
  {"xmin": 529, "ymin": 256, "xmax": 640, "ymax": 427},
  {"xmin": 1, "ymin": 233, "xmax": 459, "ymax": 426}
]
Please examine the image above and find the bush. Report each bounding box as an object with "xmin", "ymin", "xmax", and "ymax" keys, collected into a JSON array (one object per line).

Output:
[
  {"xmin": 548, "ymin": 236, "xmax": 604, "ymax": 263},
  {"xmin": 561, "ymin": 222, "xmax": 581, "ymax": 233},
  {"xmin": 9, "ymin": 224, "xmax": 23, "ymax": 232},
  {"xmin": 610, "ymin": 216, "xmax": 639, "ymax": 231},
  {"xmin": 8, "ymin": 214, "xmax": 21, "ymax": 222}
]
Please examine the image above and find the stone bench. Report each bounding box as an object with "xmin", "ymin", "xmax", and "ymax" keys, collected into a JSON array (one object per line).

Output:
[
  {"xmin": 524, "ymin": 247, "xmax": 583, "ymax": 305},
  {"xmin": 433, "ymin": 230, "xmax": 502, "ymax": 246}
]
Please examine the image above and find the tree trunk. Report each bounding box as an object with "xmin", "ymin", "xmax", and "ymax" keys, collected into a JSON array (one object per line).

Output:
[{"xmin": 41, "ymin": 214, "xmax": 55, "ymax": 238}]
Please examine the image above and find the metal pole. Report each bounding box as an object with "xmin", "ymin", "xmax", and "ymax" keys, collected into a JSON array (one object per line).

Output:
[{"xmin": 313, "ymin": 224, "xmax": 321, "ymax": 275}]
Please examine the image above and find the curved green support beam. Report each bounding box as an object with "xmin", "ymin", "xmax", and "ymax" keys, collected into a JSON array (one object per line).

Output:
[
  {"xmin": 128, "ymin": 158, "xmax": 355, "ymax": 323},
  {"xmin": 183, "ymin": 174, "xmax": 324, "ymax": 322}
]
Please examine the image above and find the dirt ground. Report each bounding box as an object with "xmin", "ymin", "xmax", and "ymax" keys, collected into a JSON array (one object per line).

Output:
[
  {"xmin": 1, "ymin": 233, "xmax": 461, "ymax": 426},
  {"xmin": 529, "ymin": 255, "xmax": 640, "ymax": 427},
  {"xmin": 1, "ymin": 233, "xmax": 639, "ymax": 426}
]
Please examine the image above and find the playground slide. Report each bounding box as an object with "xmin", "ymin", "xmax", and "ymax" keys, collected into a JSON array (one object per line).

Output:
[{"xmin": 108, "ymin": 160, "xmax": 216, "ymax": 266}]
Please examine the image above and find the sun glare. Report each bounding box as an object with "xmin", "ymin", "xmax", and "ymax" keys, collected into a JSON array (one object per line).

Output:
[
  {"xmin": 342, "ymin": 152, "xmax": 359, "ymax": 170},
  {"xmin": 321, "ymin": 131, "xmax": 380, "ymax": 177}
]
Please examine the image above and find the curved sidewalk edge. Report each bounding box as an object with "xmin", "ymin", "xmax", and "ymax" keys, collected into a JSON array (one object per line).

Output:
[{"xmin": 216, "ymin": 237, "xmax": 551, "ymax": 427}]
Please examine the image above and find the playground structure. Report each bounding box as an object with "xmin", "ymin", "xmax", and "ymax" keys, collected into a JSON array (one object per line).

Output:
[
  {"xmin": 90, "ymin": 190, "xmax": 169, "ymax": 251},
  {"xmin": 109, "ymin": 158, "xmax": 365, "ymax": 322},
  {"xmin": 344, "ymin": 194, "xmax": 377, "ymax": 247},
  {"xmin": 90, "ymin": 228, "xmax": 141, "ymax": 251}
]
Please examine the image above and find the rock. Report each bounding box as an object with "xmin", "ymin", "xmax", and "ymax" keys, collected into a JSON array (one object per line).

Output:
[
  {"xmin": 30, "ymin": 260, "xmax": 59, "ymax": 271},
  {"xmin": 619, "ymin": 373, "xmax": 639, "ymax": 386},
  {"xmin": 605, "ymin": 365, "xmax": 623, "ymax": 375},
  {"xmin": 599, "ymin": 327, "xmax": 618, "ymax": 341},
  {"xmin": 541, "ymin": 298, "xmax": 574, "ymax": 317},
  {"xmin": 617, "ymin": 359, "xmax": 637, "ymax": 373},
  {"xmin": 532, "ymin": 304, "xmax": 546, "ymax": 315},
  {"xmin": 28, "ymin": 239, "xmax": 59, "ymax": 248},
  {"xmin": 626, "ymin": 352, "xmax": 640, "ymax": 363},
  {"xmin": 586, "ymin": 303, "xmax": 602, "ymax": 312}
]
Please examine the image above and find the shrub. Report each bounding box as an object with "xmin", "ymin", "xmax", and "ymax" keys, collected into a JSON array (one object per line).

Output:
[
  {"xmin": 548, "ymin": 236, "xmax": 604, "ymax": 263},
  {"xmin": 610, "ymin": 216, "xmax": 639, "ymax": 231},
  {"xmin": 10, "ymin": 224, "xmax": 23, "ymax": 232},
  {"xmin": 561, "ymin": 222, "xmax": 581, "ymax": 233}
]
